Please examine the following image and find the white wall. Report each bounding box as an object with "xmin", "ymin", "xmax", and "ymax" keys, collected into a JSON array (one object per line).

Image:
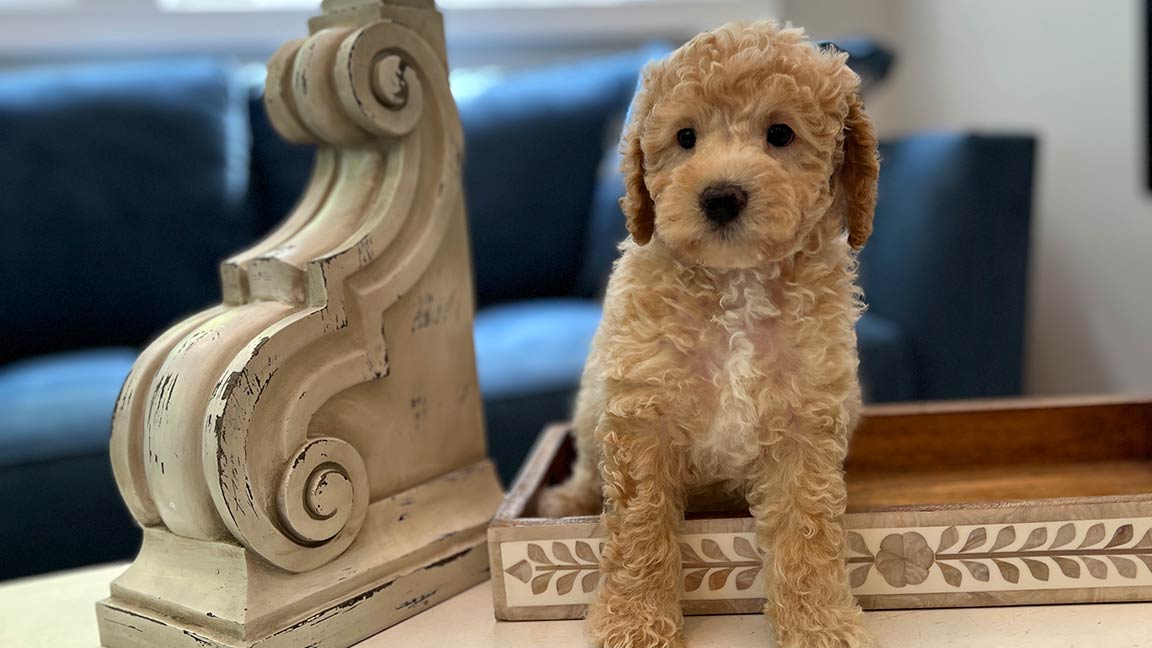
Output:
[{"xmin": 786, "ymin": 0, "xmax": 1152, "ymax": 396}]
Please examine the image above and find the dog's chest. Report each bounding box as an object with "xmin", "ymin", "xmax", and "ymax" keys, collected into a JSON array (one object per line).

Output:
[{"xmin": 686, "ymin": 287, "xmax": 791, "ymax": 478}]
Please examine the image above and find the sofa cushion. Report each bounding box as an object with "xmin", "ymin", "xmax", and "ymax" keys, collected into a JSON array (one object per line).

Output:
[
  {"xmin": 0, "ymin": 348, "xmax": 137, "ymax": 468},
  {"xmin": 474, "ymin": 299, "xmax": 600, "ymax": 483},
  {"xmin": 0, "ymin": 453, "xmax": 140, "ymax": 580},
  {"xmin": 0, "ymin": 348, "xmax": 141, "ymax": 580},
  {"xmin": 0, "ymin": 60, "xmax": 253, "ymax": 366},
  {"xmin": 474, "ymin": 299, "xmax": 601, "ymax": 401}
]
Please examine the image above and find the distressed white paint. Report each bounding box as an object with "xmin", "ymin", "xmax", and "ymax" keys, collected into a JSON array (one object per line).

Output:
[{"xmin": 96, "ymin": 2, "xmax": 503, "ymax": 647}]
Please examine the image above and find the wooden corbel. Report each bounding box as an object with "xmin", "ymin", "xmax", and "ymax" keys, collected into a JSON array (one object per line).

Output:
[{"xmin": 96, "ymin": 1, "xmax": 504, "ymax": 646}]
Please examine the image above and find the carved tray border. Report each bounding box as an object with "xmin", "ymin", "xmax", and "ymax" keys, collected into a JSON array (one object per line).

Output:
[{"xmin": 488, "ymin": 398, "xmax": 1152, "ymax": 620}]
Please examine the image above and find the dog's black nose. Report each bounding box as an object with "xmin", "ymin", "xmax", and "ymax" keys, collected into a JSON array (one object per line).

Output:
[{"xmin": 699, "ymin": 184, "xmax": 748, "ymax": 224}]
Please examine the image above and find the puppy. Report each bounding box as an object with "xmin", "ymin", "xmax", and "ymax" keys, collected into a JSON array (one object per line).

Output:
[{"xmin": 538, "ymin": 21, "xmax": 880, "ymax": 648}]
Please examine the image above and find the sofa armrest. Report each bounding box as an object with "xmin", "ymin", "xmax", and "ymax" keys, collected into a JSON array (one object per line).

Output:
[{"xmin": 859, "ymin": 132, "xmax": 1036, "ymax": 400}]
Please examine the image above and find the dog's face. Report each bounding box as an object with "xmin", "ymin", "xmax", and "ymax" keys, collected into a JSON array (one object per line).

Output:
[{"xmin": 620, "ymin": 22, "xmax": 879, "ymax": 268}]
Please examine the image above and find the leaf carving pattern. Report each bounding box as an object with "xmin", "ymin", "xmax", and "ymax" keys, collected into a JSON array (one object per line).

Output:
[
  {"xmin": 679, "ymin": 543, "xmax": 703, "ymax": 563},
  {"xmin": 962, "ymin": 560, "xmax": 990, "ymax": 582},
  {"xmin": 684, "ymin": 569, "xmax": 707, "ymax": 592},
  {"xmin": 1106, "ymin": 525, "xmax": 1134, "ymax": 549},
  {"xmin": 1083, "ymin": 556, "xmax": 1108, "ymax": 579},
  {"xmin": 552, "ymin": 542, "xmax": 576, "ymax": 564},
  {"xmin": 701, "ymin": 539, "xmax": 726, "ymax": 561},
  {"xmin": 581, "ymin": 571, "xmax": 599, "ymax": 594},
  {"xmin": 937, "ymin": 526, "xmax": 959, "ymax": 553},
  {"xmin": 961, "ymin": 528, "xmax": 988, "ymax": 552},
  {"xmin": 938, "ymin": 562, "xmax": 963, "ymax": 587},
  {"xmin": 527, "ymin": 543, "xmax": 551, "ymax": 565},
  {"xmin": 992, "ymin": 559, "xmax": 1019, "ymax": 584},
  {"xmin": 1053, "ymin": 556, "xmax": 1080, "ymax": 578},
  {"xmin": 1108, "ymin": 556, "xmax": 1137, "ymax": 579},
  {"xmin": 575, "ymin": 540, "xmax": 597, "ymax": 563},
  {"xmin": 735, "ymin": 567, "xmax": 759, "ymax": 590},
  {"xmin": 991, "ymin": 527, "xmax": 1016, "ymax": 552},
  {"xmin": 1079, "ymin": 524, "xmax": 1106, "ymax": 549},
  {"xmin": 1021, "ymin": 558, "xmax": 1049, "ymax": 581},
  {"xmin": 733, "ymin": 536, "xmax": 761, "ymax": 560},
  {"xmin": 505, "ymin": 521, "xmax": 1152, "ymax": 602},
  {"xmin": 1051, "ymin": 523, "xmax": 1076, "ymax": 549},
  {"xmin": 510, "ymin": 539, "xmax": 604, "ymax": 598},
  {"xmin": 555, "ymin": 571, "xmax": 578, "ymax": 595},
  {"xmin": 708, "ymin": 568, "xmax": 734, "ymax": 591},
  {"xmin": 847, "ymin": 531, "xmax": 872, "ymax": 557},
  {"xmin": 1020, "ymin": 527, "xmax": 1047, "ymax": 551},
  {"xmin": 531, "ymin": 572, "xmax": 553, "ymax": 595},
  {"xmin": 679, "ymin": 537, "xmax": 762, "ymax": 593}
]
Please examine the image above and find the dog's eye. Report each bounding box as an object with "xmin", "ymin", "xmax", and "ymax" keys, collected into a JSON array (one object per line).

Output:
[
  {"xmin": 676, "ymin": 128, "xmax": 696, "ymax": 150},
  {"xmin": 766, "ymin": 124, "xmax": 795, "ymax": 148}
]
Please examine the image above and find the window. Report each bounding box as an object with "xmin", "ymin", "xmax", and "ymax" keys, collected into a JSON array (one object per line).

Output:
[
  {"xmin": 0, "ymin": 0, "xmax": 775, "ymax": 59},
  {"xmin": 161, "ymin": 0, "xmax": 687, "ymax": 9}
]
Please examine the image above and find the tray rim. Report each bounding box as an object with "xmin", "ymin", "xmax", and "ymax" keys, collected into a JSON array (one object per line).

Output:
[
  {"xmin": 496, "ymin": 393, "xmax": 1152, "ymax": 526},
  {"xmin": 488, "ymin": 395, "xmax": 1152, "ymax": 618}
]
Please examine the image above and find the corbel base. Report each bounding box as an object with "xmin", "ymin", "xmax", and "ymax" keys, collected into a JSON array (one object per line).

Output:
[{"xmin": 97, "ymin": 459, "xmax": 501, "ymax": 648}]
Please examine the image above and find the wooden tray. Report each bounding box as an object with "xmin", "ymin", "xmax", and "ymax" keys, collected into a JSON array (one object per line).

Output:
[{"xmin": 488, "ymin": 396, "xmax": 1152, "ymax": 620}]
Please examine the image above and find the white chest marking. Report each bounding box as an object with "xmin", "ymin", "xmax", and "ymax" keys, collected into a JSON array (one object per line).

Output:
[{"xmin": 690, "ymin": 282, "xmax": 782, "ymax": 478}]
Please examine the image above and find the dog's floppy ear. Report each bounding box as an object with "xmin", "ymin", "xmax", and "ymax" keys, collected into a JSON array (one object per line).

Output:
[
  {"xmin": 837, "ymin": 93, "xmax": 880, "ymax": 249},
  {"xmin": 618, "ymin": 71, "xmax": 657, "ymax": 245}
]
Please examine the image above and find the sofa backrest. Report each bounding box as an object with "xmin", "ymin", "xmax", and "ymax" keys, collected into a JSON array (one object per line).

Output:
[
  {"xmin": 0, "ymin": 59, "xmax": 256, "ymax": 365},
  {"xmin": 458, "ymin": 47, "xmax": 666, "ymax": 305}
]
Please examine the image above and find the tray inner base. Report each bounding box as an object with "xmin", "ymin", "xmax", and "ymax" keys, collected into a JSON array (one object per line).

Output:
[
  {"xmin": 846, "ymin": 460, "xmax": 1152, "ymax": 511},
  {"xmin": 529, "ymin": 398, "xmax": 1152, "ymax": 516}
]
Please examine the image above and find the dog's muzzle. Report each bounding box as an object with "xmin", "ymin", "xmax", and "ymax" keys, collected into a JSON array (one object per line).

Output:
[{"xmin": 699, "ymin": 184, "xmax": 748, "ymax": 225}]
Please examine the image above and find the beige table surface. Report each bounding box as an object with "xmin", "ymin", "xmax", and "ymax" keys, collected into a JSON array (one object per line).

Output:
[{"xmin": 3, "ymin": 562, "xmax": 1151, "ymax": 647}]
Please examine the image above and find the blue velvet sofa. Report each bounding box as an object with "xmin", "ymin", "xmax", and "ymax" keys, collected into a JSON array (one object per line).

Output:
[{"xmin": 0, "ymin": 49, "xmax": 1034, "ymax": 580}]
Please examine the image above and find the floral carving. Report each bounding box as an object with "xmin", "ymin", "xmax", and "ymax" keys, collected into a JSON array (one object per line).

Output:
[
  {"xmin": 874, "ymin": 532, "xmax": 935, "ymax": 587},
  {"xmin": 846, "ymin": 523, "xmax": 1152, "ymax": 589}
]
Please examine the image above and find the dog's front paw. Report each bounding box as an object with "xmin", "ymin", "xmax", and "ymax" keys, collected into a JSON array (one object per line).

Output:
[
  {"xmin": 537, "ymin": 483, "xmax": 601, "ymax": 518},
  {"xmin": 586, "ymin": 591, "xmax": 684, "ymax": 648},
  {"xmin": 774, "ymin": 615, "xmax": 875, "ymax": 648}
]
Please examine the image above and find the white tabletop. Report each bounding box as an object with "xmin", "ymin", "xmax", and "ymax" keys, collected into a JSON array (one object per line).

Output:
[{"xmin": 3, "ymin": 563, "xmax": 1151, "ymax": 647}]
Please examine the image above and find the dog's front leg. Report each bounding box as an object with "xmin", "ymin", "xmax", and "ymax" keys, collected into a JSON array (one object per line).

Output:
[
  {"xmin": 748, "ymin": 433, "xmax": 874, "ymax": 648},
  {"xmin": 588, "ymin": 411, "xmax": 686, "ymax": 648}
]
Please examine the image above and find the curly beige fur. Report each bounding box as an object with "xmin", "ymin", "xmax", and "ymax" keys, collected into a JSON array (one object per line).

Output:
[{"xmin": 538, "ymin": 20, "xmax": 880, "ymax": 648}]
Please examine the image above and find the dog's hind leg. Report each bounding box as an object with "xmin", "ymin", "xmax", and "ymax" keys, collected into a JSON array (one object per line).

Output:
[{"xmin": 537, "ymin": 358, "xmax": 605, "ymax": 518}]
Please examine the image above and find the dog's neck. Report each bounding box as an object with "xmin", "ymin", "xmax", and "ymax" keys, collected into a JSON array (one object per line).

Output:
[
  {"xmin": 644, "ymin": 225, "xmax": 852, "ymax": 293},
  {"xmin": 626, "ymin": 218, "xmax": 857, "ymax": 326}
]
